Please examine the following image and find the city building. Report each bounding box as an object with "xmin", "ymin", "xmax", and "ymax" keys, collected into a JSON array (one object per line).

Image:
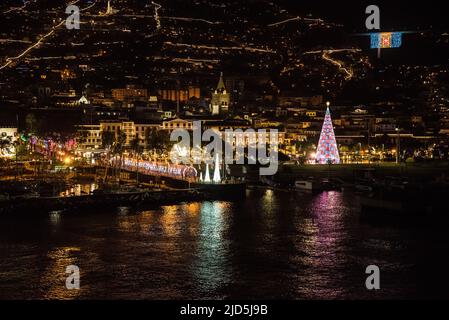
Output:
[
  {"xmin": 278, "ymin": 95, "xmax": 323, "ymax": 108},
  {"xmin": 0, "ymin": 126, "xmax": 18, "ymax": 142},
  {"xmin": 76, "ymin": 124, "xmax": 102, "ymax": 152},
  {"xmin": 158, "ymin": 86, "xmax": 201, "ymax": 102},
  {"xmin": 112, "ymin": 85, "xmax": 148, "ymax": 102}
]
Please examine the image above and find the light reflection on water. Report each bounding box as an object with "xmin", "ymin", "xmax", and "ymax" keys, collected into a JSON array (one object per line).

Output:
[
  {"xmin": 0, "ymin": 189, "xmax": 446, "ymax": 299},
  {"xmin": 41, "ymin": 247, "xmax": 83, "ymax": 300},
  {"xmin": 193, "ymin": 202, "xmax": 231, "ymax": 298}
]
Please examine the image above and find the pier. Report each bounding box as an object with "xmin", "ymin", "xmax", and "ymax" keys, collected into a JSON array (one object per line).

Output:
[
  {"xmin": 0, "ymin": 157, "xmax": 247, "ymax": 215},
  {"xmin": 0, "ymin": 188, "xmax": 206, "ymax": 215}
]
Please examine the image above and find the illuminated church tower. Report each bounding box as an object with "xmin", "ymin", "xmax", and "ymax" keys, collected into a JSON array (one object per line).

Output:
[
  {"xmin": 315, "ymin": 106, "xmax": 340, "ymax": 164},
  {"xmin": 102, "ymin": 0, "xmax": 117, "ymax": 15},
  {"xmin": 210, "ymin": 72, "xmax": 230, "ymax": 115}
]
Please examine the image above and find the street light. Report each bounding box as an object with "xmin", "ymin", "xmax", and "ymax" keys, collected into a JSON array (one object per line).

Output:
[{"xmin": 395, "ymin": 127, "xmax": 400, "ymax": 164}]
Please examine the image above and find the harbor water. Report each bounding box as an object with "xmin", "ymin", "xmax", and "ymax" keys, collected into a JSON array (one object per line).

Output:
[{"xmin": 0, "ymin": 189, "xmax": 448, "ymax": 299}]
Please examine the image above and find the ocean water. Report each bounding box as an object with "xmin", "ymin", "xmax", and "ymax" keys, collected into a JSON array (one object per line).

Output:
[{"xmin": 0, "ymin": 189, "xmax": 447, "ymax": 299}]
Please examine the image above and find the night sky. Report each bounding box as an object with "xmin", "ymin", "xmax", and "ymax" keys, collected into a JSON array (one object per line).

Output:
[
  {"xmin": 274, "ymin": 0, "xmax": 449, "ymax": 65},
  {"xmin": 277, "ymin": 0, "xmax": 449, "ymax": 32}
]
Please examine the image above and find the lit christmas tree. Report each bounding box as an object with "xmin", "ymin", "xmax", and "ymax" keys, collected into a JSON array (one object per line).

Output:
[
  {"xmin": 315, "ymin": 107, "xmax": 340, "ymax": 164},
  {"xmin": 213, "ymin": 153, "xmax": 221, "ymax": 183},
  {"xmin": 204, "ymin": 163, "xmax": 211, "ymax": 183}
]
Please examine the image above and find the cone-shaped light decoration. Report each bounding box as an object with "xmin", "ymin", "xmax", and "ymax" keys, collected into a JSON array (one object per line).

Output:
[
  {"xmin": 213, "ymin": 153, "xmax": 221, "ymax": 183},
  {"xmin": 315, "ymin": 106, "xmax": 340, "ymax": 164},
  {"xmin": 204, "ymin": 164, "xmax": 211, "ymax": 183},
  {"xmin": 199, "ymin": 171, "xmax": 203, "ymax": 182}
]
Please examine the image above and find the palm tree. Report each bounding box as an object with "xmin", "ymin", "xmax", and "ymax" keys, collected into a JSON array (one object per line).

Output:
[
  {"xmin": 25, "ymin": 113, "xmax": 38, "ymax": 134},
  {"xmin": 130, "ymin": 136, "xmax": 141, "ymax": 184},
  {"xmin": 101, "ymin": 131, "xmax": 115, "ymax": 182},
  {"xmin": 113, "ymin": 130, "xmax": 127, "ymax": 183},
  {"xmin": 130, "ymin": 136, "xmax": 141, "ymax": 156},
  {"xmin": 146, "ymin": 128, "xmax": 171, "ymax": 160},
  {"xmin": 101, "ymin": 131, "xmax": 115, "ymax": 150}
]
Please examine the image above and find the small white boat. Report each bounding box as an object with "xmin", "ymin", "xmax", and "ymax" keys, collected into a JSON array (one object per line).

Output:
[
  {"xmin": 12, "ymin": 192, "xmax": 40, "ymax": 200},
  {"xmin": 295, "ymin": 180, "xmax": 314, "ymax": 191},
  {"xmin": 355, "ymin": 184, "xmax": 373, "ymax": 192}
]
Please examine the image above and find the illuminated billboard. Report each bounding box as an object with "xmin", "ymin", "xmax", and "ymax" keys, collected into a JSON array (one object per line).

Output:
[{"xmin": 370, "ymin": 32, "xmax": 402, "ymax": 49}]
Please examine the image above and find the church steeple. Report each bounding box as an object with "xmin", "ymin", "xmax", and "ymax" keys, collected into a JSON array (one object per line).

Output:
[
  {"xmin": 210, "ymin": 72, "xmax": 230, "ymax": 115},
  {"xmin": 106, "ymin": 0, "xmax": 112, "ymax": 14},
  {"xmin": 216, "ymin": 72, "xmax": 226, "ymax": 93}
]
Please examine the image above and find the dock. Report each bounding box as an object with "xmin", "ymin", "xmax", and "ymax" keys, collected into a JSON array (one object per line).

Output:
[{"xmin": 0, "ymin": 189, "xmax": 204, "ymax": 215}]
